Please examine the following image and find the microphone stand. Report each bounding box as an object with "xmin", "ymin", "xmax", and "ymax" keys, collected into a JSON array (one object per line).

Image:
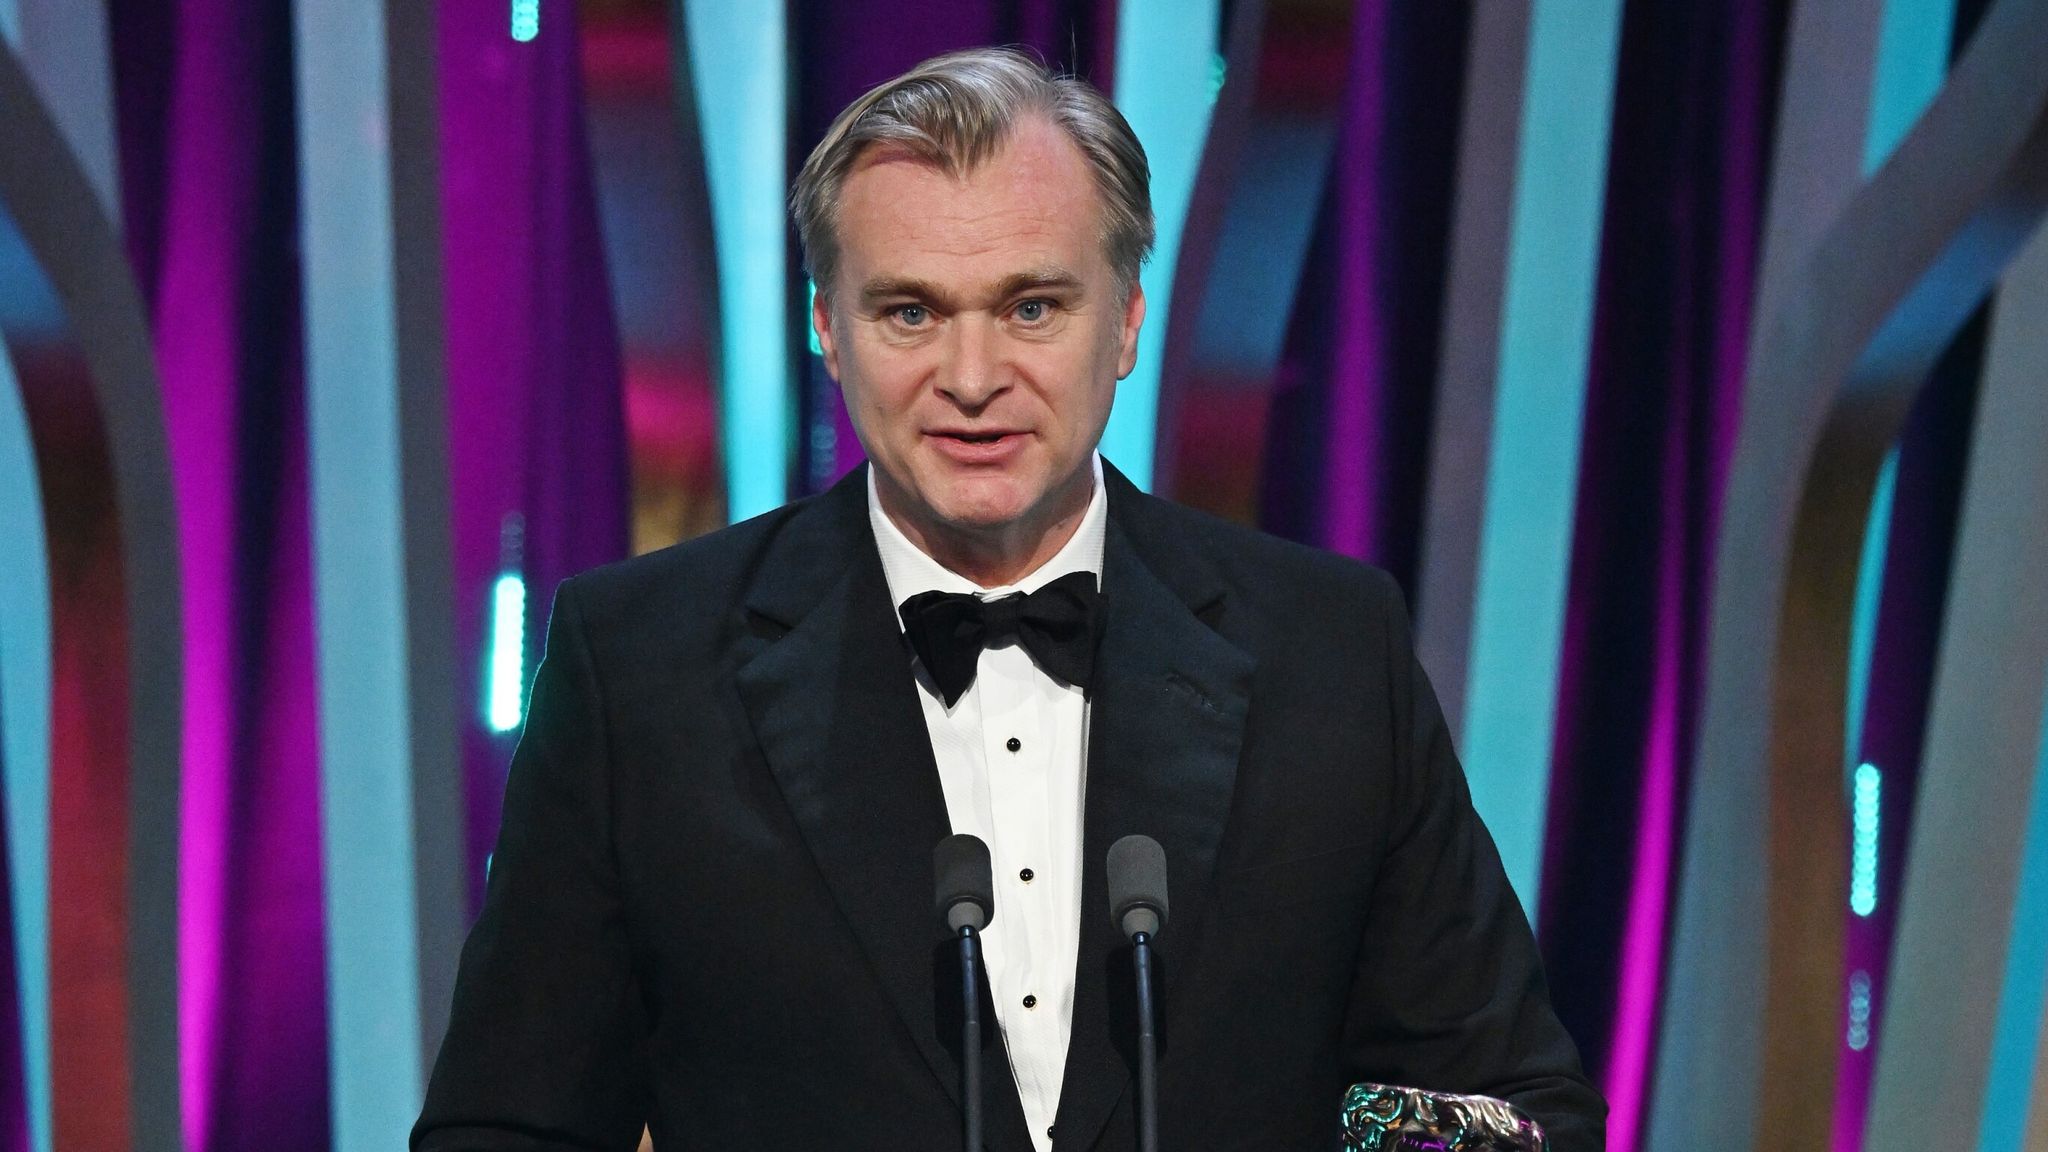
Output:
[
  {"xmin": 960, "ymin": 925, "xmax": 984, "ymax": 1152},
  {"xmin": 1132, "ymin": 929, "xmax": 1159, "ymax": 1152},
  {"xmin": 1109, "ymin": 834, "xmax": 1168, "ymax": 1152},
  {"xmin": 935, "ymin": 833, "xmax": 994, "ymax": 1152}
]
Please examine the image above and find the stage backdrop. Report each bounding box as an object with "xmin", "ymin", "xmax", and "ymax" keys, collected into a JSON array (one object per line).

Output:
[{"xmin": 0, "ymin": 1, "xmax": 2046, "ymax": 1151}]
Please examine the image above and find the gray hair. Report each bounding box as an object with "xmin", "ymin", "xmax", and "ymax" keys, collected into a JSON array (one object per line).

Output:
[{"xmin": 791, "ymin": 47, "xmax": 1154, "ymax": 301}]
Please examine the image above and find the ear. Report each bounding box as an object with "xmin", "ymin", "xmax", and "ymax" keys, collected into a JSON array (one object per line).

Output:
[
  {"xmin": 812, "ymin": 281, "xmax": 842, "ymax": 380},
  {"xmin": 1115, "ymin": 280, "xmax": 1146, "ymax": 380}
]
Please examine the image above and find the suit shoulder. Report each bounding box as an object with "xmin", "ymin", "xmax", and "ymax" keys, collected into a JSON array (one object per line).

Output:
[
  {"xmin": 1131, "ymin": 490, "xmax": 1404, "ymax": 613},
  {"xmin": 549, "ymin": 496, "xmax": 815, "ymax": 630}
]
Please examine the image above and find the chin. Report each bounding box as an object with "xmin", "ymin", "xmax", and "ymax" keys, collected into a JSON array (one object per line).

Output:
[
  {"xmin": 936, "ymin": 458, "xmax": 1104, "ymax": 532},
  {"xmin": 931, "ymin": 491, "xmax": 1036, "ymax": 533}
]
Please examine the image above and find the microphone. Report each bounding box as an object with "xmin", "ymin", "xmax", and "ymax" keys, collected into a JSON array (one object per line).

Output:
[
  {"xmin": 1108, "ymin": 833, "xmax": 1169, "ymax": 939},
  {"xmin": 1107, "ymin": 834, "xmax": 1168, "ymax": 1152},
  {"xmin": 934, "ymin": 834, "xmax": 994, "ymax": 1152},
  {"xmin": 935, "ymin": 833, "xmax": 995, "ymax": 932}
]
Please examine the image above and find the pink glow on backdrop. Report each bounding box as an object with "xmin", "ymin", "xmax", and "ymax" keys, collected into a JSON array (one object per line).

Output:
[
  {"xmin": 581, "ymin": 11, "xmax": 671, "ymax": 100},
  {"xmin": 154, "ymin": 10, "xmax": 257, "ymax": 1145},
  {"xmin": 1320, "ymin": 0, "xmax": 1388, "ymax": 560},
  {"xmin": 1601, "ymin": 512, "xmax": 1685, "ymax": 1152},
  {"xmin": 151, "ymin": 10, "xmax": 331, "ymax": 1145},
  {"xmin": 625, "ymin": 362, "xmax": 717, "ymax": 475},
  {"xmin": 441, "ymin": 0, "xmax": 629, "ymax": 881},
  {"xmin": 1600, "ymin": 194, "xmax": 1704, "ymax": 1146},
  {"xmin": 1601, "ymin": 9, "xmax": 1766, "ymax": 1149},
  {"xmin": 440, "ymin": 10, "xmax": 545, "ymax": 887},
  {"xmin": 1598, "ymin": 216, "xmax": 1697, "ymax": 1152}
]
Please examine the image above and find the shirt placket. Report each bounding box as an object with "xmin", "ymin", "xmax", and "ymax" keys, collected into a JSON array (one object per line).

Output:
[{"xmin": 980, "ymin": 644, "xmax": 1058, "ymax": 1107}]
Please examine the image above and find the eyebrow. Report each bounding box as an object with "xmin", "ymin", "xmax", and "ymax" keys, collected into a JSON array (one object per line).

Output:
[
  {"xmin": 991, "ymin": 267, "xmax": 1085, "ymax": 298},
  {"xmin": 856, "ymin": 266, "xmax": 1086, "ymax": 311}
]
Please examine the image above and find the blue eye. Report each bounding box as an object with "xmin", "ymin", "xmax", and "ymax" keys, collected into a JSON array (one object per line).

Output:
[
  {"xmin": 1016, "ymin": 300, "xmax": 1048, "ymax": 323},
  {"xmin": 894, "ymin": 305, "xmax": 928, "ymax": 326}
]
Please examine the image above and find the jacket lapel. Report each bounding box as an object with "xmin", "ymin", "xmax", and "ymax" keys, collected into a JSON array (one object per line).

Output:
[
  {"xmin": 1052, "ymin": 473, "xmax": 1256, "ymax": 1151},
  {"xmin": 732, "ymin": 473, "xmax": 1035, "ymax": 1150}
]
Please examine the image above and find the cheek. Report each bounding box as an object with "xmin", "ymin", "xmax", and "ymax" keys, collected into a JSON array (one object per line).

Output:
[
  {"xmin": 1071, "ymin": 342, "xmax": 1122, "ymax": 426},
  {"xmin": 1025, "ymin": 343, "xmax": 1116, "ymax": 416},
  {"xmin": 832, "ymin": 373, "xmax": 891, "ymax": 452},
  {"xmin": 838, "ymin": 347, "xmax": 917, "ymax": 418}
]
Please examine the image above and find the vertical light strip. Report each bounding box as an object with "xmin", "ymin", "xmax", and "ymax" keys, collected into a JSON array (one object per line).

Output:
[
  {"xmin": 1844, "ymin": 0, "xmax": 1950, "ymax": 818},
  {"xmin": 684, "ymin": 0, "xmax": 788, "ymax": 521},
  {"xmin": 1852, "ymin": 763, "xmax": 1881, "ymax": 916},
  {"xmin": 484, "ymin": 512, "xmax": 525, "ymax": 734},
  {"xmin": 1847, "ymin": 452, "xmax": 1898, "ymax": 765},
  {"xmin": 1108, "ymin": 0, "xmax": 1220, "ymax": 491},
  {"xmin": 1843, "ymin": 0, "xmax": 1951, "ymax": 827},
  {"xmin": 1458, "ymin": 0, "xmax": 1625, "ymax": 915},
  {"xmin": 510, "ymin": 0, "xmax": 539, "ymax": 43},
  {"xmin": 486, "ymin": 574, "xmax": 526, "ymax": 733},
  {"xmin": 0, "ymin": 345, "xmax": 53, "ymax": 1152},
  {"xmin": 1976, "ymin": 685, "xmax": 2048, "ymax": 1151},
  {"xmin": 1318, "ymin": 0, "xmax": 1388, "ymax": 560},
  {"xmin": 1604, "ymin": 569, "xmax": 1685, "ymax": 1152},
  {"xmin": 1848, "ymin": 970, "xmax": 1875, "ymax": 1050},
  {"xmin": 294, "ymin": 3, "xmax": 424, "ymax": 1147},
  {"xmin": 1836, "ymin": 15, "xmax": 1950, "ymax": 1131}
]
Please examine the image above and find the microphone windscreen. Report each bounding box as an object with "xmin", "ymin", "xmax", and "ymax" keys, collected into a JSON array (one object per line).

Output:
[
  {"xmin": 934, "ymin": 833, "xmax": 995, "ymax": 933},
  {"xmin": 1107, "ymin": 834, "xmax": 1169, "ymax": 938}
]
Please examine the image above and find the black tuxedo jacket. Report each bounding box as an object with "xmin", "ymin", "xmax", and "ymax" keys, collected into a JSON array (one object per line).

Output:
[{"xmin": 414, "ymin": 464, "xmax": 1604, "ymax": 1152}]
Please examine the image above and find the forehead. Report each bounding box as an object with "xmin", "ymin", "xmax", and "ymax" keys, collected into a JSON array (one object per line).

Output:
[{"xmin": 833, "ymin": 118, "xmax": 1107, "ymax": 288}]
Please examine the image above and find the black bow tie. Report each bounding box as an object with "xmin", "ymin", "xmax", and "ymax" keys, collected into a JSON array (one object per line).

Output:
[{"xmin": 897, "ymin": 570, "xmax": 1103, "ymax": 707}]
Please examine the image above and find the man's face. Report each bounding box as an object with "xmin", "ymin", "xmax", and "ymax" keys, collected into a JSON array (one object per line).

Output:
[{"xmin": 814, "ymin": 117, "xmax": 1144, "ymax": 551}]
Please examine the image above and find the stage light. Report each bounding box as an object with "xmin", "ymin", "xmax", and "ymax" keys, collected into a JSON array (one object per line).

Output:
[
  {"xmin": 1846, "ymin": 969, "xmax": 1873, "ymax": 1051},
  {"xmin": 1852, "ymin": 763, "xmax": 1881, "ymax": 917},
  {"xmin": 487, "ymin": 573, "xmax": 527, "ymax": 732},
  {"xmin": 511, "ymin": 0, "xmax": 540, "ymax": 43}
]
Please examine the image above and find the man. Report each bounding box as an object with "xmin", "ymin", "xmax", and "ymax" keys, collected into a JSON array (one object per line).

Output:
[{"xmin": 415, "ymin": 48, "xmax": 1603, "ymax": 1152}]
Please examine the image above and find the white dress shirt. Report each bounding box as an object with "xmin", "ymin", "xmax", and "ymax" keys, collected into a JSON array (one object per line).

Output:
[{"xmin": 868, "ymin": 457, "xmax": 1106, "ymax": 1152}]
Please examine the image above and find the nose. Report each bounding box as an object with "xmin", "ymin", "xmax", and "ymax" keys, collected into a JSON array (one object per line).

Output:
[{"xmin": 936, "ymin": 313, "xmax": 1008, "ymax": 410}]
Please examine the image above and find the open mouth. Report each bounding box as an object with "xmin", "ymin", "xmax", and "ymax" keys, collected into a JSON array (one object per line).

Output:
[{"xmin": 929, "ymin": 430, "xmax": 1024, "ymax": 461}]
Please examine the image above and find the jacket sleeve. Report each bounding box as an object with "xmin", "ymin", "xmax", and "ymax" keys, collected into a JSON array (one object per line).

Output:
[
  {"xmin": 1340, "ymin": 573, "xmax": 1607, "ymax": 1152},
  {"xmin": 413, "ymin": 578, "xmax": 651, "ymax": 1152}
]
